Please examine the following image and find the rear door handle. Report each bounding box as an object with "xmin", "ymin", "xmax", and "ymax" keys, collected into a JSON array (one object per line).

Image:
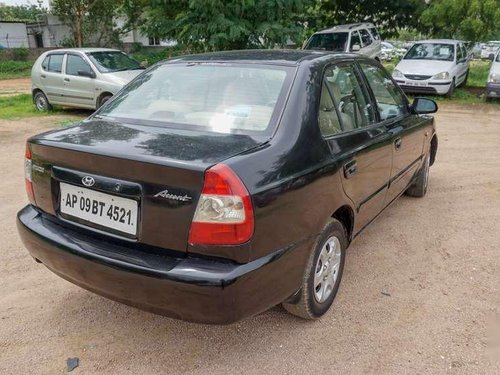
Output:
[
  {"xmin": 343, "ymin": 160, "xmax": 358, "ymax": 179},
  {"xmin": 64, "ymin": 77, "xmax": 70, "ymax": 82},
  {"xmin": 394, "ymin": 137, "xmax": 402, "ymax": 150}
]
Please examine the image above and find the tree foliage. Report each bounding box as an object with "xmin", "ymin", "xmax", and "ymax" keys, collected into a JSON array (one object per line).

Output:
[
  {"xmin": 420, "ymin": 0, "xmax": 500, "ymax": 42},
  {"xmin": 51, "ymin": 0, "xmax": 132, "ymax": 47},
  {"xmin": 305, "ymin": 0, "xmax": 427, "ymax": 38},
  {"xmin": 142, "ymin": 0, "xmax": 309, "ymax": 51},
  {"xmin": 0, "ymin": 3, "xmax": 46, "ymax": 23}
]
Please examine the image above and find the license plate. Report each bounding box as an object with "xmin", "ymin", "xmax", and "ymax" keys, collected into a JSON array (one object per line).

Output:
[
  {"xmin": 60, "ymin": 182, "xmax": 138, "ymax": 236},
  {"xmin": 407, "ymin": 81, "xmax": 428, "ymax": 87}
]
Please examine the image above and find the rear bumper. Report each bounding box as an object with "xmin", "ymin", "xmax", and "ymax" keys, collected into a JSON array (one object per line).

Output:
[
  {"xmin": 486, "ymin": 83, "xmax": 500, "ymax": 98},
  {"xmin": 17, "ymin": 205, "xmax": 310, "ymax": 324}
]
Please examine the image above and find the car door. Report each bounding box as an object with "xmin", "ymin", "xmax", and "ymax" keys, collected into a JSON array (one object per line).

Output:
[
  {"xmin": 358, "ymin": 61, "xmax": 429, "ymax": 206},
  {"xmin": 456, "ymin": 43, "xmax": 469, "ymax": 85},
  {"xmin": 359, "ymin": 28, "xmax": 375, "ymax": 58},
  {"xmin": 39, "ymin": 53, "xmax": 65, "ymax": 104},
  {"xmin": 321, "ymin": 62, "xmax": 393, "ymax": 233},
  {"xmin": 62, "ymin": 53, "xmax": 97, "ymax": 108}
]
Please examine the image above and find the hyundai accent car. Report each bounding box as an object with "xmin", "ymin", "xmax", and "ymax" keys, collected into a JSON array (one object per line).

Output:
[
  {"xmin": 31, "ymin": 48, "xmax": 144, "ymax": 111},
  {"xmin": 17, "ymin": 50, "xmax": 438, "ymax": 324},
  {"xmin": 392, "ymin": 39, "xmax": 469, "ymax": 97}
]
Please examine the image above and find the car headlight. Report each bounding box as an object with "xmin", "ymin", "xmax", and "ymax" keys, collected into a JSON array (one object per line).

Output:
[
  {"xmin": 490, "ymin": 73, "xmax": 499, "ymax": 83},
  {"xmin": 393, "ymin": 69, "xmax": 404, "ymax": 79},
  {"xmin": 432, "ymin": 72, "xmax": 450, "ymax": 80}
]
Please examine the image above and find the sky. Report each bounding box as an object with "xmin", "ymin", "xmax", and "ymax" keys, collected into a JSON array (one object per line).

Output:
[{"xmin": 1, "ymin": 0, "xmax": 49, "ymax": 6}]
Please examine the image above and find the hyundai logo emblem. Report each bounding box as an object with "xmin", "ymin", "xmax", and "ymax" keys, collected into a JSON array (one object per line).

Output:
[{"xmin": 82, "ymin": 176, "xmax": 95, "ymax": 187}]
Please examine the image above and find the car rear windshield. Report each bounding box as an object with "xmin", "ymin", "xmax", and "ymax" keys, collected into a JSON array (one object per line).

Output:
[
  {"xmin": 404, "ymin": 43, "xmax": 455, "ymax": 61},
  {"xmin": 96, "ymin": 63, "xmax": 294, "ymax": 136},
  {"xmin": 86, "ymin": 51, "xmax": 142, "ymax": 73},
  {"xmin": 305, "ymin": 32, "xmax": 348, "ymax": 52}
]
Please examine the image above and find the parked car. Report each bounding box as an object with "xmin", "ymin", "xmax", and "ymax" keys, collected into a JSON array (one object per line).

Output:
[
  {"xmin": 303, "ymin": 23, "xmax": 381, "ymax": 60},
  {"xmin": 466, "ymin": 42, "xmax": 483, "ymax": 59},
  {"xmin": 486, "ymin": 49, "xmax": 500, "ymax": 100},
  {"xmin": 481, "ymin": 41, "xmax": 500, "ymax": 59},
  {"xmin": 17, "ymin": 50, "xmax": 438, "ymax": 324},
  {"xmin": 392, "ymin": 39, "xmax": 470, "ymax": 96},
  {"xmin": 381, "ymin": 41, "xmax": 407, "ymax": 61},
  {"xmin": 31, "ymin": 48, "xmax": 144, "ymax": 111}
]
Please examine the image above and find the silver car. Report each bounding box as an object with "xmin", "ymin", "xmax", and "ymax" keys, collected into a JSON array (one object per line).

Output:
[{"xmin": 31, "ymin": 48, "xmax": 144, "ymax": 111}]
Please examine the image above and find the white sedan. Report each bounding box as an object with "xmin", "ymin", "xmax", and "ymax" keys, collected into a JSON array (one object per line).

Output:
[{"xmin": 392, "ymin": 39, "xmax": 470, "ymax": 97}]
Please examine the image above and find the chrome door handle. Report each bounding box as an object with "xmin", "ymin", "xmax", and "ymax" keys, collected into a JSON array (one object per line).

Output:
[
  {"xmin": 394, "ymin": 138, "xmax": 402, "ymax": 150},
  {"xmin": 343, "ymin": 160, "xmax": 358, "ymax": 179}
]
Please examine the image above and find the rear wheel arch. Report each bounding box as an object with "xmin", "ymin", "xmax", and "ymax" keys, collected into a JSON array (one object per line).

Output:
[
  {"xmin": 430, "ymin": 135, "xmax": 438, "ymax": 166},
  {"xmin": 331, "ymin": 205, "xmax": 354, "ymax": 242}
]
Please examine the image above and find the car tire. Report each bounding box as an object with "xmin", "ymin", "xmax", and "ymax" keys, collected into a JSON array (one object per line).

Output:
[
  {"xmin": 405, "ymin": 153, "xmax": 430, "ymax": 198},
  {"xmin": 98, "ymin": 94, "xmax": 112, "ymax": 108},
  {"xmin": 33, "ymin": 91, "xmax": 52, "ymax": 112},
  {"xmin": 446, "ymin": 78, "xmax": 455, "ymax": 98},
  {"xmin": 282, "ymin": 218, "xmax": 347, "ymax": 320}
]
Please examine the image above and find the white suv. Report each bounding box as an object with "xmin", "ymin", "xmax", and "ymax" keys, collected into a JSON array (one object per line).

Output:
[{"xmin": 303, "ymin": 23, "xmax": 381, "ymax": 60}]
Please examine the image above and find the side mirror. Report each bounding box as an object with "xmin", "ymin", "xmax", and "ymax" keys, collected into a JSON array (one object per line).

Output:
[
  {"xmin": 351, "ymin": 44, "xmax": 361, "ymax": 52},
  {"xmin": 78, "ymin": 70, "xmax": 96, "ymax": 78},
  {"xmin": 411, "ymin": 98, "xmax": 438, "ymax": 115}
]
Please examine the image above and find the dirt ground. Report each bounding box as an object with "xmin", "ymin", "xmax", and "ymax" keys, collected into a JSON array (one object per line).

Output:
[
  {"xmin": 0, "ymin": 77, "xmax": 31, "ymax": 96},
  {"xmin": 0, "ymin": 105, "xmax": 499, "ymax": 375}
]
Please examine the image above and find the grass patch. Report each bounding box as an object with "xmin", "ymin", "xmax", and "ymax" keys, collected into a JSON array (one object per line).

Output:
[
  {"xmin": 0, "ymin": 60, "xmax": 32, "ymax": 80},
  {"xmin": 0, "ymin": 94, "xmax": 60, "ymax": 119},
  {"xmin": 467, "ymin": 60, "xmax": 491, "ymax": 87}
]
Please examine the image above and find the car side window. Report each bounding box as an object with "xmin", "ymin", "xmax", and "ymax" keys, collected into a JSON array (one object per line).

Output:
[
  {"xmin": 318, "ymin": 80, "xmax": 342, "ymax": 137},
  {"xmin": 359, "ymin": 63, "xmax": 407, "ymax": 121},
  {"xmin": 324, "ymin": 64, "xmax": 375, "ymax": 130},
  {"xmin": 350, "ymin": 31, "xmax": 361, "ymax": 50},
  {"xmin": 369, "ymin": 28, "xmax": 380, "ymax": 41},
  {"xmin": 457, "ymin": 45, "xmax": 464, "ymax": 62},
  {"xmin": 66, "ymin": 54, "xmax": 92, "ymax": 76},
  {"xmin": 359, "ymin": 29, "xmax": 373, "ymax": 47},
  {"xmin": 47, "ymin": 54, "xmax": 63, "ymax": 73},
  {"xmin": 41, "ymin": 56, "xmax": 50, "ymax": 70}
]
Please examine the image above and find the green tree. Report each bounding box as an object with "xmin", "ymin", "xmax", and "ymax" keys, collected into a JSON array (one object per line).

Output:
[
  {"xmin": 0, "ymin": 2, "xmax": 46, "ymax": 23},
  {"xmin": 51, "ymin": 0, "xmax": 131, "ymax": 47},
  {"xmin": 305, "ymin": 0, "xmax": 427, "ymax": 39},
  {"xmin": 142, "ymin": 0, "xmax": 310, "ymax": 51},
  {"xmin": 421, "ymin": 0, "xmax": 500, "ymax": 42}
]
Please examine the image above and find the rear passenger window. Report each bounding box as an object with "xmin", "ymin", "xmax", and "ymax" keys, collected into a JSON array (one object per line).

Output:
[
  {"xmin": 369, "ymin": 28, "xmax": 380, "ymax": 41},
  {"xmin": 47, "ymin": 54, "xmax": 63, "ymax": 73},
  {"xmin": 41, "ymin": 56, "xmax": 49, "ymax": 70},
  {"xmin": 360, "ymin": 63, "xmax": 407, "ymax": 121},
  {"xmin": 318, "ymin": 81, "xmax": 342, "ymax": 137},
  {"xmin": 324, "ymin": 64, "xmax": 375, "ymax": 130},
  {"xmin": 359, "ymin": 29, "xmax": 373, "ymax": 47}
]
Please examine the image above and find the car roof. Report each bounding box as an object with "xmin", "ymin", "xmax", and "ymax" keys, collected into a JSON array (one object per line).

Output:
[
  {"xmin": 165, "ymin": 49, "xmax": 360, "ymax": 66},
  {"xmin": 315, "ymin": 23, "xmax": 376, "ymax": 34},
  {"xmin": 44, "ymin": 48, "xmax": 120, "ymax": 54},
  {"xmin": 413, "ymin": 39, "xmax": 462, "ymax": 45}
]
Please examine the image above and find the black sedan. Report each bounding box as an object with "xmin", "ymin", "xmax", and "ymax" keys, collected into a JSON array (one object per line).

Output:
[{"xmin": 17, "ymin": 50, "xmax": 438, "ymax": 324}]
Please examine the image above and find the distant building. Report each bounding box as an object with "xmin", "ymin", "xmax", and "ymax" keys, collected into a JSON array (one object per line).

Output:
[
  {"xmin": 0, "ymin": 21, "xmax": 29, "ymax": 48},
  {"xmin": 26, "ymin": 14, "xmax": 71, "ymax": 48},
  {"xmin": 116, "ymin": 18, "xmax": 176, "ymax": 47}
]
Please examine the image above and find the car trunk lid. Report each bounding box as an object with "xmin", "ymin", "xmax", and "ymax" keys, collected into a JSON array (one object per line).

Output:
[{"xmin": 28, "ymin": 119, "xmax": 264, "ymax": 253}]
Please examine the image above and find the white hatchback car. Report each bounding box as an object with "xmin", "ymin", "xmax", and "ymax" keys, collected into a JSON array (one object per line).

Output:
[
  {"xmin": 486, "ymin": 49, "xmax": 500, "ymax": 100},
  {"xmin": 31, "ymin": 48, "xmax": 144, "ymax": 111},
  {"xmin": 303, "ymin": 23, "xmax": 381, "ymax": 60},
  {"xmin": 392, "ymin": 39, "xmax": 470, "ymax": 97}
]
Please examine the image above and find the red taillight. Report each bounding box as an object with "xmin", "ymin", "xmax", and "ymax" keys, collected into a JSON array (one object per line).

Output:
[
  {"xmin": 188, "ymin": 164, "xmax": 254, "ymax": 245},
  {"xmin": 25, "ymin": 144, "xmax": 35, "ymax": 204}
]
